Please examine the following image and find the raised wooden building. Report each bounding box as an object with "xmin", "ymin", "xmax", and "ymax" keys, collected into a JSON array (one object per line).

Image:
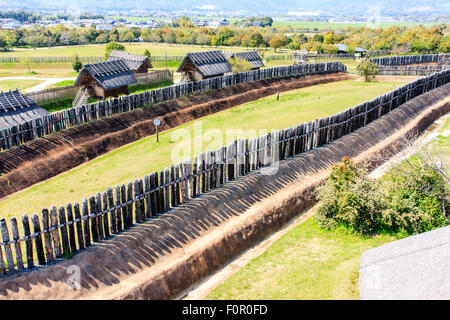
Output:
[
  {"xmin": 107, "ymin": 50, "xmax": 153, "ymax": 74},
  {"xmin": 177, "ymin": 50, "xmax": 231, "ymax": 82},
  {"xmin": 74, "ymin": 59, "xmax": 137, "ymax": 100},
  {"xmin": 0, "ymin": 89, "xmax": 49, "ymax": 130},
  {"xmin": 224, "ymin": 51, "xmax": 265, "ymax": 70}
]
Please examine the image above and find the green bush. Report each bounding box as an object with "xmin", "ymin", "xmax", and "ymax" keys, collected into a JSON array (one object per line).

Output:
[
  {"xmin": 316, "ymin": 157, "xmax": 449, "ymax": 236},
  {"xmin": 383, "ymin": 163, "xmax": 449, "ymax": 234},
  {"xmin": 316, "ymin": 157, "xmax": 386, "ymax": 235}
]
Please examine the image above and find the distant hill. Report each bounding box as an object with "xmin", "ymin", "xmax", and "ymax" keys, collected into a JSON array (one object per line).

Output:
[{"xmin": 2, "ymin": 0, "xmax": 450, "ymax": 17}]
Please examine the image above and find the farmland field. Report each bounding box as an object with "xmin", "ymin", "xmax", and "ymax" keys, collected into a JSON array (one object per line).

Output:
[
  {"xmin": 0, "ymin": 79, "xmax": 403, "ymax": 220},
  {"xmin": 271, "ymin": 18, "xmax": 441, "ymax": 30}
]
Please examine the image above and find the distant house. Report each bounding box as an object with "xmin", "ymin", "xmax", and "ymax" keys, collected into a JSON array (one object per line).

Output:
[
  {"xmin": 333, "ymin": 44, "xmax": 348, "ymax": 54},
  {"xmin": 224, "ymin": 51, "xmax": 264, "ymax": 70},
  {"xmin": 0, "ymin": 90, "xmax": 49, "ymax": 130},
  {"xmin": 177, "ymin": 50, "xmax": 232, "ymax": 82},
  {"xmin": 333, "ymin": 43, "xmax": 367, "ymax": 56},
  {"xmin": 107, "ymin": 50, "xmax": 153, "ymax": 74},
  {"xmin": 74, "ymin": 59, "xmax": 137, "ymax": 100}
]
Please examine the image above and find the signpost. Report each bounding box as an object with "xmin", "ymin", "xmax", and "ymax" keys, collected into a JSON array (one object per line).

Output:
[{"xmin": 154, "ymin": 118, "xmax": 161, "ymax": 142}]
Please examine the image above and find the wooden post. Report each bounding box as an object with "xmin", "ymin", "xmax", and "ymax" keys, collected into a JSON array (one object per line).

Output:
[
  {"xmin": 109, "ymin": 187, "xmax": 117, "ymax": 234},
  {"xmin": 10, "ymin": 217, "xmax": 24, "ymax": 271},
  {"xmin": 73, "ymin": 203, "xmax": 84, "ymax": 251},
  {"xmin": 22, "ymin": 214, "xmax": 34, "ymax": 269},
  {"xmin": 31, "ymin": 214, "xmax": 46, "ymax": 265},
  {"xmin": 134, "ymin": 180, "xmax": 141, "ymax": 223},
  {"xmin": 144, "ymin": 175, "xmax": 151, "ymax": 218},
  {"xmin": 150, "ymin": 172, "xmax": 157, "ymax": 216},
  {"xmin": 0, "ymin": 219, "xmax": 15, "ymax": 273},
  {"xmin": 50, "ymin": 206, "xmax": 62, "ymax": 258},
  {"xmin": 41, "ymin": 208, "xmax": 54, "ymax": 263},
  {"xmin": 95, "ymin": 193, "xmax": 104, "ymax": 241},
  {"xmin": 58, "ymin": 206, "xmax": 71, "ymax": 256},
  {"xmin": 164, "ymin": 168, "xmax": 170, "ymax": 210},
  {"xmin": 81, "ymin": 198, "xmax": 91, "ymax": 248},
  {"xmin": 102, "ymin": 192, "xmax": 110, "ymax": 238},
  {"xmin": 66, "ymin": 203, "xmax": 77, "ymax": 253},
  {"xmin": 126, "ymin": 182, "xmax": 133, "ymax": 227},
  {"xmin": 89, "ymin": 196, "xmax": 99, "ymax": 243}
]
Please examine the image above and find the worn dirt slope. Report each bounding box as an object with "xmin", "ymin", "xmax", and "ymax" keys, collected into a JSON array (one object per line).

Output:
[
  {"xmin": 0, "ymin": 73, "xmax": 351, "ymax": 199},
  {"xmin": 0, "ymin": 83, "xmax": 448, "ymax": 300}
]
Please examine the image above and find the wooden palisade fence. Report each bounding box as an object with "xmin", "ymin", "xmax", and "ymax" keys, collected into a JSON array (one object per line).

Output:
[
  {"xmin": 378, "ymin": 64, "xmax": 449, "ymax": 76},
  {"xmin": 369, "ymin": 53, "xmax": 450, "ymax": 66},
  {"xmin": 0, "ymin": 68, "xmax": 449, "ymax": 277},
  {"xmin": 0, "ymin": 62, "xmax": 346, "ymax": 151}
]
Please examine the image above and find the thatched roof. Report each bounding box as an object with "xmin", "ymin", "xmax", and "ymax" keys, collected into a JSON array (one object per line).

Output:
[
  {"xmin": 226, "ymin": 51, "xmax": 264, "ymax": 69},
  {"xmin": 0, "ymin": 90, "xmax": 49, "ymax": 130},
  {"xmin": 74, "ymin": 59, "xmax": 137, "ymax": 90},
  {"xmin": 107, "ymin": 50, "xmax": 153, "ymax": 70},
  {"xmin": 177, "ymin": 50, "xmax": 231, "ymax": 77}
]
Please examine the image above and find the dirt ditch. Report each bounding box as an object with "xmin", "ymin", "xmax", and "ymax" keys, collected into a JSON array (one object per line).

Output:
[
  {"xmin": 0, "ymin": 72, "xmax": 351, "ymax": 199},
  {"xmin": 0, "ymin": 83, "xmax": 448, "ymax": 300}
]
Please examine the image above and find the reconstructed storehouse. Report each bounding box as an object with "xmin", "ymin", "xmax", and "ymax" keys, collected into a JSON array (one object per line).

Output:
[
  {"xmin": 224, "ymin": 51, "xmax": 264, "ymax": 70},
  {"xmin": 0, "ymin": 89, "xmax": 49, "ymax": 129},
  {"xmin": 107, "ymin": 50, "xmax": 153, "ymax": 74},
  {"xmin": 177, "ymin": 50, "xmax": 231, "ymax": 82},
  {"xmin": 74, "ymin": 60, "xmax": 137, "ymax": 100}
]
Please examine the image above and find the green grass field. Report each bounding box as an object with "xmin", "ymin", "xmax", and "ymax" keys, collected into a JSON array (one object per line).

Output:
[
  {"xmin": 0, "ymin": 43, "xmax": 258, "ymax": 58},
  {"xmin": 0, "ymin": 79, "xmax": 43, "ymax": 92},
  {"xmin": 0, "ymin": 79, "xmax": 403, "ymax": 220},
  {"xmin": 0, "ymin": 62, "xmax": 78, "ymax": 78},
  {"xmin": 207, "ymin": 217, "xmax": 399, "ymax": 299},
  {"xmin": 44, "ymin": 79, "xmax": 75, "ymax": 89},
  {"xmin": 271, "ymin": 19, "xmax": 441, "ymax": 30}
]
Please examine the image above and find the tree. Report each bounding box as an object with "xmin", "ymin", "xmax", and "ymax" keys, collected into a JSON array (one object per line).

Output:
[
  {"xmin": 20, "ymin": 57, "xmax": 32, "ymax": 73},
  {"xmin": 269, "ymin": 36, "xmax": 284, "ymax": 52},
  {"xmin": 357, "ymin": 60, "xmax": 378, "ymax": 82},
  {"xmin": 249, "ymin": 32, "xmax": 264, "ymax": 48},
  {"xmin": 228, "ymin": 56, "xmax": 253, "ymax": 73},
  {"xmin": 122, "ymin": 31, "xmax": 135, "ymax": 43},
  {"xmin": 104, "ymin": 41, "xmax": 125, "ymax": 60},
  {"xmin": 72, "ymin": 54, "xmax": 83, "ymax": 72},
  {"xmin": 143, "ymin": 49, "xmax": 152, "ymax": 63}
]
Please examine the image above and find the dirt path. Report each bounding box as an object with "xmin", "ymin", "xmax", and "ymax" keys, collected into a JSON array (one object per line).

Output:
[
  {"xmin": 0, "ymin": 83, "xmax": 447, "ymax": 300},
  {"xmin": 0, "ymin": 72, "xmax": 351, "ymax": 199}
]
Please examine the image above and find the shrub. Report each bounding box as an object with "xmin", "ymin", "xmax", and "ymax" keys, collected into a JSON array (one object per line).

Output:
[
  {"xmin": 357, "ymin": 60, "xmax": 378, "ymax": 82},
  {"xmin": 383, "ymin": 162, "xmax": 449, "ymax": 234},
  {"xmin": 316, "ymin": 157, "xmax": 386, "ymax": 235},
  {"xmin": 316, "ymin": 156, "xmax": 450, "ymax": 236}
]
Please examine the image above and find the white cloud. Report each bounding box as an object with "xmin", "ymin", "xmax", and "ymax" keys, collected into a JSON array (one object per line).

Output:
[{"xmin": 196, "ymin": 5, "xmax": 215, "ymax": 10}]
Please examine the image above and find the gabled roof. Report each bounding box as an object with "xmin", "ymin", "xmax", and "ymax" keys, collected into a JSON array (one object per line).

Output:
[
  {"xmin": 74, "ymin": 59, "xmax": 137, "ymax": 90},
  {"xmin": 333, "ymin": 44, "xmax": 347, "ymax": 52},
  {"xmin": 107, "ymin": 50, "xmax": 153, "ymax": 70},
  {"xmin": 177, "ymin": 50, "xmax": 231, "ymax": 77},
  {"xmin": 0, "ymin": 90, "xmax": 49, "ymax": 130},
  {"xmin": 227, "ymin": 51, "xmax": 264, "ymax": 69}
]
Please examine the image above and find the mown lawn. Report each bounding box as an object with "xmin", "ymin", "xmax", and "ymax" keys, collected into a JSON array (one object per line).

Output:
[
  {"xmin": 0, "ymin": 79, "xmax": 403, "ymax": 220},
  {"xmin": 0, "ymin": 79, "xmax": 43, "ymax": 92},
  {"xmin": 207, "ymin": 217, "xmax": 400, "ymax": 300}
]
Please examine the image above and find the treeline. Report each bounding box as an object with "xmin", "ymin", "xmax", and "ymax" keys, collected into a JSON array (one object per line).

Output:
[
  {"xmin": 0, "ymin": 17, "xmax": 449, "ymax": 54},
  {"xmin": 0, "ymin": 10, "xmax": 41, "ymax": 23}
]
